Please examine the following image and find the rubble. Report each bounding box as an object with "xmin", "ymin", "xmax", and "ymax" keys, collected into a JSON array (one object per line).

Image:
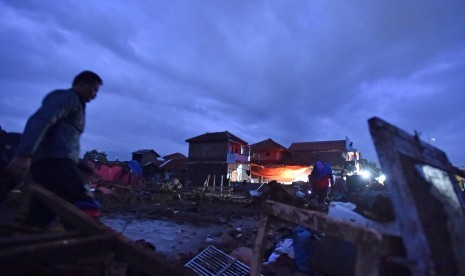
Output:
[{"xmin": 1, "ymin": 117, "xmax": 465, "ymax": 275}]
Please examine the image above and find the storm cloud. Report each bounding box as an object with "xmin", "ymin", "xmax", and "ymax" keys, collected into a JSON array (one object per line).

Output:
[{"xmin": 1, "ymin": 0, "xmax": 464, "ymax": 167}]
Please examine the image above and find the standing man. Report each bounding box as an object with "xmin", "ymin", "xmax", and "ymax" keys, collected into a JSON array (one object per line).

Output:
[
  {"xmin": 6, "ymin": 71, "xmax": 103, "ymax": 228},
  {"xmin": 309, "ymin": 160, "xmax": 334, "ymax": 205}
]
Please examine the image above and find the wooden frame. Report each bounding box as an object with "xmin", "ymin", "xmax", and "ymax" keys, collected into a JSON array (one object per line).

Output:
[
  {"xmin": 250, "ymin": 200, "xmax": 385, "ymax": 276},
  {"xmin": 369, "ymin": 117, "xmax": 465, "ymax": 275}
]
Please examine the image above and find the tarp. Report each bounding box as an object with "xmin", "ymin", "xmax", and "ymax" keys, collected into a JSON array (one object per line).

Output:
[
  {"xmin": 250, "ymin": 163, "xmax": 311, "ymax": 183},
  {"xmin": 126, "ymin": 160, "xmax": 143, "ymax": 176},
  {"xmin": 90, "ymin": 161, "xmax": 145, "ymax": 188}
]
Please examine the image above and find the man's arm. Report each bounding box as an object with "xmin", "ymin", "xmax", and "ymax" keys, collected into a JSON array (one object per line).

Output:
[
  {"xmin": 16, "ymin": 91, "xmax": 76, "ymax": 157},
  {"xmin": 7, "ymin": 91, "xmax": 76, "ymax": 177}
]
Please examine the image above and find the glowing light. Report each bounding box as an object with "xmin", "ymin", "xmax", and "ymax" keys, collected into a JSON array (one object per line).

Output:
[
  {"xmin": 361, "ymin": 170, "xmax": 371, "ymax": 179},
  {"xmin": 377, "ymin": 174, "xmax": 386, "ymax": 183}
]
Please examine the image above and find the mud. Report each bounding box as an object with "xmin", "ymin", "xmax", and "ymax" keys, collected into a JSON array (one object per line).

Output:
[
  {"xmin": 95, "ymin": 191, "xmax": 307, "ymax": 274},
  {"xmin": 1, "ymin": 188, "xmax": 308, "ymax": 275}
]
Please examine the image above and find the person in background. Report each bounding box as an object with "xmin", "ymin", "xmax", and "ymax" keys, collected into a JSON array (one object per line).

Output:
[
  {"xmin": 5, "ymin": 70, "xmax": 103, "ymax": 228},
  {"xmin": 309, "ymin": 161, "xmax": 334, "ymax": 204}
]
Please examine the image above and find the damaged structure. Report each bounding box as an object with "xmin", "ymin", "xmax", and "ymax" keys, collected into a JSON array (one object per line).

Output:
[
  {"xmin": 249, "ymin": 117, "xmax": 465, "ymax": 275},
  {"xmin": 2, "ymin": 117, "xmax": 465, "ymax": 275},
  {"xmin": 184, "ymin": 131, "xmax": 362, "ymax": 186},
  {"xmin": 250, "ymin": 137, "xmax": 361, "ymax": 184}
]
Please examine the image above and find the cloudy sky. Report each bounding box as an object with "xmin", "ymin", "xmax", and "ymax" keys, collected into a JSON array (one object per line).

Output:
[{"xmin": 1, "ymin": 0, "xmax": 464, "ymax": 168}]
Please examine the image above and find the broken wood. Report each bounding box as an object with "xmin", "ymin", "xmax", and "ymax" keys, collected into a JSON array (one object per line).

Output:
[
  {"xmin": 16, "ymin": 184, "xmax": 194, "ymax": 276},
  {"xmin": 250, "ymin": 210, "xmax": 270, "ymax": 276},
  {"xmin": 369, "ymin": 117, "xmax": 465, "ymax": 275},
  {"xmin": 0, "ymin": 231, "xmax": 81, "ymax": 248},
  {"xmin": 0, "ymin": 233, "xmax": 117, "ymax": 273},
  {"xmin": 251, "ymin": 200, "xmax": 384, "ymax": 276}
]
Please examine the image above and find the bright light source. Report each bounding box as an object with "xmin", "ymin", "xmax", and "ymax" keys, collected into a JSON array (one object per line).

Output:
[
  {"xmin": 361, "ymin": 170, "xmax": 371, "ymax": 179},
  {"xmin": 377, "ymin": 174, "xmax": 386, "ymax": 183}
]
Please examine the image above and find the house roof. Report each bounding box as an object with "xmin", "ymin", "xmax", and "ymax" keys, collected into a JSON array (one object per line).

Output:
[
  {"xmin": 132, "ymin": 149, "xmax": 161, "ymax": 157},
  {"xmin": 142, "ymin": 160, "xmax": 164, "ymax": 167},
  {"xmin": 185, "ymin": 131, "xmax": 248, "ymax": 145},
  {"xmin": 160, "ymin": 158, "xmax": 187, "ymax": 170},
  {"xmin": 288, "ymin": 140, "xmax": 347, "ymax": 152},
  {"xmin": 281, "ymin": 151, "xmax": 346, "ymax": 168},
  {"xmin": 250, "ymin": 138, "xmax": 290, "ymax": 152},
  {"xmin": 163, "ymin": 152, "xmax": 187, "ymax": 160}
]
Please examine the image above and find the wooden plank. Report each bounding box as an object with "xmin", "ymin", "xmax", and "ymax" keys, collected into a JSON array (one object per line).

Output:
[
  {"xmin": 28, "ymin": 184, "xmax": 194, "ymax": 276},
  {"xmin": 265, "ymin": 200, "xmax": 382, "ymax": 246},
  {"xmin": 369, "ymin": 117, "xmax": 465, "ymax": 275},
  {"xmin": 0, "ymin": 231, "xmax": 81, "ymax": 248},
  {"xmin": 252, "ymin": 200, "xmax": 383, "ymax": 276},
  {"xmin": 28, "ymin": 184, "xmax": 110, "ymax": 235},
  {"xmin": 0, "ymin": 234, "xmax": 117, "ymax": 270},
  {"xmin": 250, "ymin": 211, "xmax": 270, "ymax": 276}
]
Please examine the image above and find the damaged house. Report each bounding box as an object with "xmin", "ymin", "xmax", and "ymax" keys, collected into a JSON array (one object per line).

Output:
[
  {"xmin": 185, "ymin": 131, "xmax": 250, "ymax": 187},
  {"xmin": 132, "ymin": 149, "xmax": 160, "ymax": 165},
  {"xmin": 287, "ymin": 137, "xmax": 359, "ymax": 171},
  {"xmin": 159, "ymin": 153, "xmax": 187, "ymax": 183},
  {"xmin": 132, "ymin": 149, "xmax": 163, "ymax": 183},
  {"xmin": 250, "ymin": 137, "xmax": 361, "ymax": 184},
  {"xmin": 249, "ymin": 138, "xmax": 309, "ymax": 183},
  {"xmin": 132, "ymin": 150, "xmax": 187, "ymax": 184}
]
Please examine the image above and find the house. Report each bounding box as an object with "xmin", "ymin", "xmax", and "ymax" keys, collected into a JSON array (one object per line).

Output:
[
  {"xmin": 249, "ymin": 138, "xmax": 291, "ymax": 165},
  {"xmin": 249, "ymin": 138, "xmax": 305, "ymax": 183},
  {"xmin": 159, "ymin": 153, "xmax": 187, "ymax": 183},
  {"xmin": 248, "ymin": 137, "xmax": 360, "ymax": 183},
  {"xmin": 286, "ymin": 137, "xmax": 360, "ymax": 173},
  {"xmin": 131, "ymin": 149, "xmax": 162, "ymax": 183},
  {"xmin": 249, "ymin": 138, "xmax": 308, "ymax": 183},
  {"xmin": 185, "ymin": 131, "xmax": 250, "ymax": 187},
  {"xmin": 140, "ymin": 159, "xmax": 164, "ymax": 184},
  {"xmin": 131, "ymin": 149, "xmax": 160, "ymax": 165}
]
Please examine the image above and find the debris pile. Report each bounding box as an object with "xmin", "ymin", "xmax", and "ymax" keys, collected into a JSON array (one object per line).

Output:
[{"xmin": 2, "ymin": 117, "xmax": 465, "ymax": 275}]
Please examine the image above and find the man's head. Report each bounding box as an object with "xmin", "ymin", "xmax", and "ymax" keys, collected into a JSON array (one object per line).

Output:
[{"xmin": 72, "ymin": 71, "xmax": 103, "ymax": 103}]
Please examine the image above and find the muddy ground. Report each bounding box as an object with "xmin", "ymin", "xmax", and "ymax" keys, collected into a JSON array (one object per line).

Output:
[
  {"xmin": 95, "ymin": 189, "xmax": 310, "ymax": 275},
  {"xmin": 1, "ymin": 187, "xmax": 310, "ymax": 275}
]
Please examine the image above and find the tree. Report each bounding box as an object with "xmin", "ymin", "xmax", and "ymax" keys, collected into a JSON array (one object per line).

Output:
[{"xmin": 84, "ymin": 149, "xmax": 108, "ymax": 162}]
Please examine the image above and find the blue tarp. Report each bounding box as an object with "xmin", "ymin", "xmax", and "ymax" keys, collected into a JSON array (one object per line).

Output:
[{"xmin": 126, "ymin": 160, "xmax": 143, "ymax": 176}]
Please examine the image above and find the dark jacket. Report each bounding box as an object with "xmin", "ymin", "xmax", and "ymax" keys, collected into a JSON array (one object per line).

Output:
[
  {"xmin": 16, "ymin": 89, "xmax": 85, "ymax": 162},
  {"xmin": 309, "ymin": 161, "xmax": 334, "ymax": 188}
]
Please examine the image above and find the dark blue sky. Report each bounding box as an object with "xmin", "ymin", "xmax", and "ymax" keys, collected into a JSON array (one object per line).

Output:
[{"xmin": 1, "ymin": 0, "xmax": 464, "ymax": 168}]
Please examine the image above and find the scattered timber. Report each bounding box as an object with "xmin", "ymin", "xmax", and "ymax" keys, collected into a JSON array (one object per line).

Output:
[{"xmin": 0, "ymin": 184, "xmax": 194, "ymax": 275}]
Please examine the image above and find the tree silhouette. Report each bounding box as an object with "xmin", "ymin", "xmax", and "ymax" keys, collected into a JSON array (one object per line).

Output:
[{"xmin": 83, "ymin": 149, "xmax": 108, "ymax": 162}]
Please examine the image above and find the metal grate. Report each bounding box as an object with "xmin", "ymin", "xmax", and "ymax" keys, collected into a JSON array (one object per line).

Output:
[{"xmin": 185, "ymin": 245, "xmax": 251, "ymax": 276}]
